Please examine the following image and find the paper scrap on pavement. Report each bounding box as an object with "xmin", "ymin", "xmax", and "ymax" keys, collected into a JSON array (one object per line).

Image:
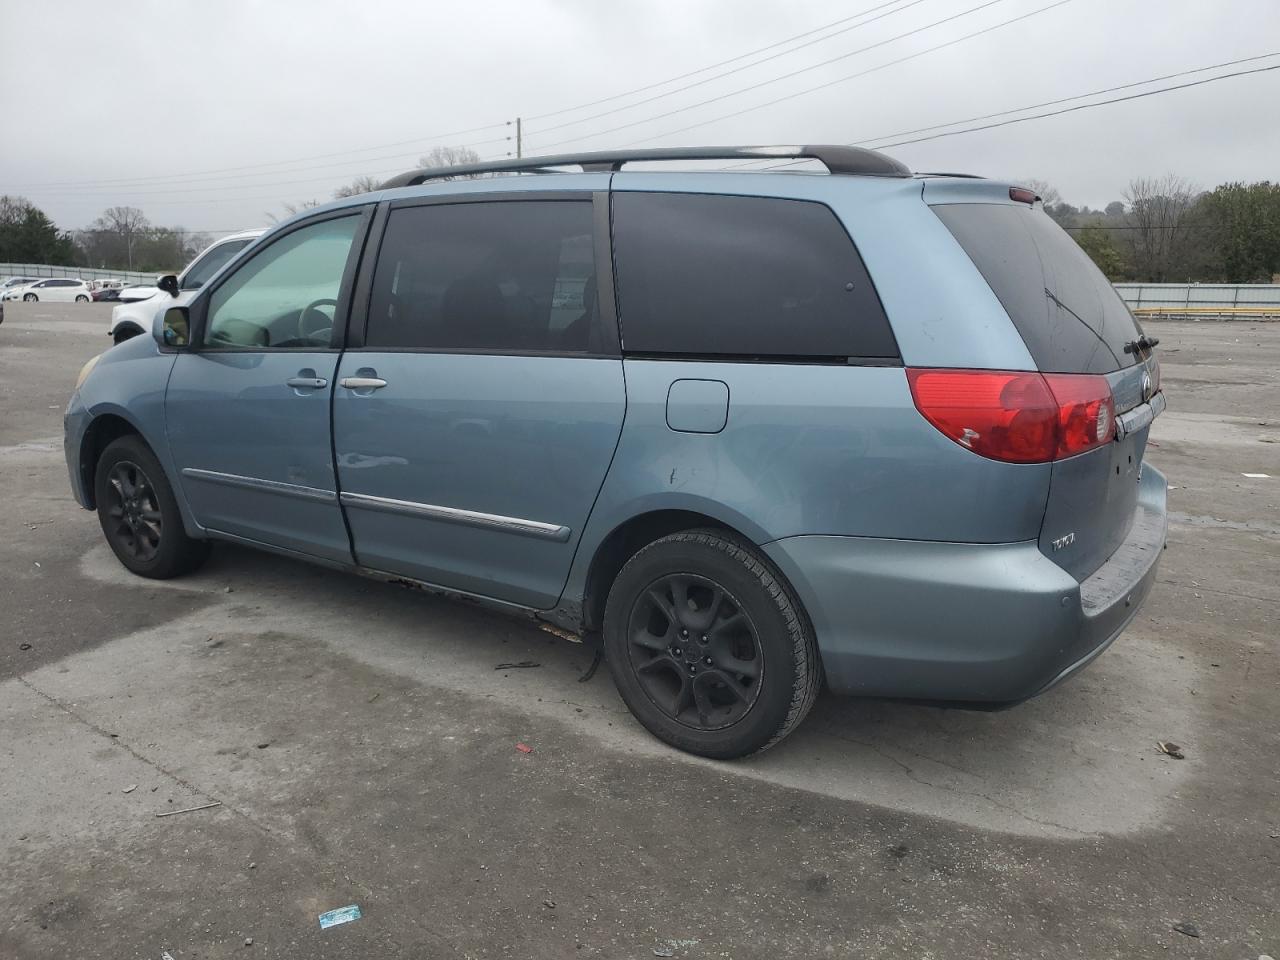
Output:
[
  {"xmin": 319, "ymin": 904, "xmax": 362, "ymax": 929},
  {"xmin": 1242, "ymin": 473, "xmax": 1271, "ymax": 478}
]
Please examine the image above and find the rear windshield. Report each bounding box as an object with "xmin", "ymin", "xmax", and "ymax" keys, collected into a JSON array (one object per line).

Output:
[{"xmin": 933, "ymin": 203, "xmax": 1143, "ymax": 373}]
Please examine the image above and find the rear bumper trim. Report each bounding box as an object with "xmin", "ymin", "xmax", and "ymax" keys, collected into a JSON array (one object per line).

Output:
[{"xmin": 1115, "ymin": 390, "xmax": 1165, "ymax": 439}]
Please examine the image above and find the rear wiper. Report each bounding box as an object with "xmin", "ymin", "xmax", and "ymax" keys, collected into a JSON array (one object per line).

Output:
[{"xmin": 1123, "ymin": 334, "xmax": 1160, "ymax": 355}]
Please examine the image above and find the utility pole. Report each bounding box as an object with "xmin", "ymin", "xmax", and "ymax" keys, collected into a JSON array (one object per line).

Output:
[{"xmin": 516, "ymin": 117, "xmax": 522, "ymax": 158}]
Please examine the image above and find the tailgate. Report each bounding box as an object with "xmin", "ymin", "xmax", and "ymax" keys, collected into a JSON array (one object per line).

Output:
[
  {"xmin": 930, "ymin": 196, "xmax": 1164, "ymax": 580},
  {"xmin": 1040, "ymin": 353, "xmax": 1164, "ymax": 579}
]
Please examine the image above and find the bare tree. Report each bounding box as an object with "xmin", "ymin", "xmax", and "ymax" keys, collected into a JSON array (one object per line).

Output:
[
  {"xmin": 92, "ymin": 206, "xmax": 151, "ymax": 270},
  {"xmin": 1021, "ymin": 178, "xmax": 1062, "ymax": 210},
  {"xmin": 333, "ymin": 175, "xmax": 382, "ymax": 199},
  {"xmin": 1124, "ymin": 175, "xmax": 1200, "ymax": 282},
  {"xmin": 416, "ymin": 145, "xmax": 489, "ymax": 180},
  {"xmin": 265, "ymin": 199, "xmax": 321, "ymax": 224}
]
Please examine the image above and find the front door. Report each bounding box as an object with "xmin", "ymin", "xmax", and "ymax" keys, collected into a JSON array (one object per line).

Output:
[
  {"xmin": 333, "ymin": 194, "xmax": 625, "ymax": 609},
  {"xmin": 165, "ymin": 212, "xmax": 367, "ymax": 563}
]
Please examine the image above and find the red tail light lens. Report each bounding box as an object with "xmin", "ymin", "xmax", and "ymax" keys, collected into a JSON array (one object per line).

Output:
[
  {"xmin": 1043, "ymin": 373, "xmax": 1115, "ymax": 457},
  {"xmin": 907, "ymin": 369, "xmax": 1115, "ymax": 463}
]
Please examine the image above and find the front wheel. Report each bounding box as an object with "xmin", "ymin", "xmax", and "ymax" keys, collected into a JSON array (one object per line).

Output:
[
  {"xmin": 94, "ymin": 435, "xmax": 210, "ymax": 578},
  {"xmin": 23, "ymin": 293, "xmax": 37, "ymax": 302},
  {"xmin": 75, "ymin": 294, "xmax": 90, "ymax": 303},
  {"xmin": 604, "ymin": 529, "xmax": 821, "ymax": 759}
]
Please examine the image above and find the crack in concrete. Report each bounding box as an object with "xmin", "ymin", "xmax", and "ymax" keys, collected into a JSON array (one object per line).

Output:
[{"xmin": 815, "ymin": 727, "xmax": 1095, "ymax": 839}]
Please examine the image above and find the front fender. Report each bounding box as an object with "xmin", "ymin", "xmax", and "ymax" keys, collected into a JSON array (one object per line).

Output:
[{"xmin": 68, "ymin": 345, "xmax": 203, "ymax": 538}]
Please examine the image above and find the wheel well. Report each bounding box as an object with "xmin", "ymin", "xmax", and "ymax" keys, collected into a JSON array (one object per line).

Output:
[
  {"xmin": 582, "ymin": 510, "xmax": 732, "ymax": 632},
  {"xmin": 112, "ymin": 323, "xmax": 143, "ymax": 344},
  {"xmin": 80, "ymin": 414, "xmax": 140, "ymax": 508}
]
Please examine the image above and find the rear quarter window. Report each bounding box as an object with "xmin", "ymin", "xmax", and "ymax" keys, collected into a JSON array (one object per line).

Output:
[
  {"xmin": 932, "ymin": 203, "xmax": 1143, "ymax": 373},
  {"xmin": 612, "ymin": 192, "xmax": 898, "ymax": 360}
]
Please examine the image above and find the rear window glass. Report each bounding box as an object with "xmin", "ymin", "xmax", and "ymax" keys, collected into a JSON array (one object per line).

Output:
[
  {"xmin": 612, "ymin": 192, "xmax": 897, "ymax": 360},
  {"xmin": 933, "ymin": 203, "xmax": 1143, "ymax": 373}
]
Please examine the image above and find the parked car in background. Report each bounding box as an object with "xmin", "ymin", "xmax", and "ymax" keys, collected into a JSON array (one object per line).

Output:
[
  {"xmin": 65, "ymin": 146, "xmax": 1167, "ymax": 759},
  {"xmin": 1, "ymin": 276, "xmax": 39, "ymax": 294},
  {"xmin": 108, "ymin": 229, "xmax": 265, "ymax": 343},
  {"xmin": 117, "ymin": 284, "xmax": 160, "ymax": 303},
  {"xmin": 3, "ymin": 278, "xmax": 92, "ymax": 302}
]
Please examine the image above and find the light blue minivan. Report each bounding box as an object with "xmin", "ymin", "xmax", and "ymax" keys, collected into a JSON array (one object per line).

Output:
[{"xmin": 65, "ymin": 146, "xmax": 1167, "ymax": 758}]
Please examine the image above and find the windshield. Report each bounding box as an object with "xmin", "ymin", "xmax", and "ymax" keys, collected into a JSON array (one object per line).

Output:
[{"xmin": 180, "ymin": 237, "xmax": 253, "ymax": 291}]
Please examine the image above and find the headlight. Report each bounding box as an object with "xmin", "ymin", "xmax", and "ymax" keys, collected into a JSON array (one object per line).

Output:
[{"xmin": 74, "ymin": 354, "xmax": 101, "ymax": 392}]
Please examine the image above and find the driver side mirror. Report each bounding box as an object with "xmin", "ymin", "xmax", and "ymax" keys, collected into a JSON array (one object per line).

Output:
[
  {"xmin": 157, "ymin": 274, "xmax": 180, "ymax": 298},
  {"xmin": 157, "ymin": 306, "xmax": 190, "ymax": 349}
]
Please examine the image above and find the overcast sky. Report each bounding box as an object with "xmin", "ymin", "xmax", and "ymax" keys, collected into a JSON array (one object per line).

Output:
[{"xmin": 3, "ymin": 0, "xmax": 1277, "ymax": 235}]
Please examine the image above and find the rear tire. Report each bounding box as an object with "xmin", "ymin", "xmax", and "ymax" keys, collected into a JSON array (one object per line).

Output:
[
  {"xmin": 603, "ymin": 529, "xmax": 821, "ymax": 759},
  {"xmin": 75, "ymin": 294, "xmax": 89, "ymax": 303},
  {"xmin": 94, "ymin": 435, "xmax": 210, "ymax": 579}
]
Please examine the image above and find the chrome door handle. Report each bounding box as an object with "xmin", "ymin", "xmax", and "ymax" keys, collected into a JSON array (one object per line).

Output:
[
  {"xmin": 339, "ymin": 377, "xmax": 388, "ymax": 390},
  {"xmin": 286, "ymin": 377, "xmax": 328, "ymax": 389}
]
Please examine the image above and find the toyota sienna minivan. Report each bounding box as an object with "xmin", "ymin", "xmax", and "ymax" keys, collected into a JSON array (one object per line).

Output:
[{"xmin": 65, "ymin": 145, "xmax": 1167, "ymax": 759}]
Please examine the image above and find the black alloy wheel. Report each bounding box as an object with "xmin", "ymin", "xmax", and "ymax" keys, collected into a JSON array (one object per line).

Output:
[
  {"xmin": 604, "ymin": 529, "xmax": 821, "ymax": 759},
  {"xmin": 102, "ymin": 459, "xmax": 163, "ymax": 563},
  {"xmin": 626, "ymin": 572, "xmax": 762, "ymax": 730},
  {"xmin": 94, "ymin": 434, "xmax": 210, "ymax": 578}
]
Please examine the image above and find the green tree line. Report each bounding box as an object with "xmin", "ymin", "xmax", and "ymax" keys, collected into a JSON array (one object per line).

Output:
[
  {"xmin": 0, "ymin": 197, "xmax": 212, "ymax": 273},
  {"xmin": 1029, "ymin": 175, "xmax": 1280, "ymax": 283}
]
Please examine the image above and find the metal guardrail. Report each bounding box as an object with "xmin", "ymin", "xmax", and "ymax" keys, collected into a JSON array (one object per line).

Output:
[
  {"xmin": 1116, "ymin": 284, "xmax": 1280, "ymax": 313},
  {"xmin": 0, "ymin": 263, "xmax": 164, "ymax": 285}
]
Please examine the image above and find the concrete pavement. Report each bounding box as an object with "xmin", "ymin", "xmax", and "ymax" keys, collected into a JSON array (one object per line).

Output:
[{"xmin": 1, "ymin": 303, "xmax": 1277, "ymax": 958}]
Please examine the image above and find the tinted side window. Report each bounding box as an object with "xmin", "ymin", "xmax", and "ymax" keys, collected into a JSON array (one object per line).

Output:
[
  {"xmin": 205, "ymin": 216, "xmax": 358, "ymax": 349},
  {"xmin": 933, "ymin": 203, "xmax": 1143, "ymax": 373},
  {"xmin": 612, "ymin": 192, "xmax": 896, "ymax": 359},
  {"xmin": 182, "ymin": 238, "xmax": 252, "ymax": 290},
  {"xmin": 366, "ymin": 201, "xmax": 599, "ymax": 353}
]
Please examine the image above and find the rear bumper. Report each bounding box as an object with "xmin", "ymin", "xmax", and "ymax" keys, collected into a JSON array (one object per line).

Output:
[{"xmin": 762, "ymin": 465, "xmax": 1168, "ymax": 702}]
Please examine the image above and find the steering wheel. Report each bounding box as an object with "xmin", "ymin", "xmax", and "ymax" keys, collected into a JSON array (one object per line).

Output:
[{"xmin": 297, "ymin": 298, "xmax": 338, "ymax": 343}]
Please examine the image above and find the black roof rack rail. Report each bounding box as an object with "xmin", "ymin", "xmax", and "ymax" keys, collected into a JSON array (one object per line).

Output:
[{"xmin": 378, "ymin": 145, "xmax": 911, "ymax": 189}]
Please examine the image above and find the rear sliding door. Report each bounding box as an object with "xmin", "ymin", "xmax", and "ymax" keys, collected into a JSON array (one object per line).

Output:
[{"xmin": 333, "ymin": 194, "xmax": 625, "ymax": 609}]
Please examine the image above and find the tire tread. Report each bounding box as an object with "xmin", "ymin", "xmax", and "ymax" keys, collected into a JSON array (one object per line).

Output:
[{"xmin": 608, "ymin": 528, "xmax": 822, "ymax": 757}]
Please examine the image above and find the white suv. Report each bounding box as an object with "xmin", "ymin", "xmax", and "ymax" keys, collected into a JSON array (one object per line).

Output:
[{"xmin": 109, "ymin": 229, "xmax": 265, "ymax": 343}]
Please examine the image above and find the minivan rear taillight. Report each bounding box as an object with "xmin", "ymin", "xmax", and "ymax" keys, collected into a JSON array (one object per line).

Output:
[{"xmin": 906, "ymin": 369, "xmax": 1115, "ymax": 463}]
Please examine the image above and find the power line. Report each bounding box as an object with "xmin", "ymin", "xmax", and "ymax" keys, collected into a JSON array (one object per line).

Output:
[
  {"xmin": 528, "ymin": 0, "xmax": 935, "ymax": 137},
  {"xmin": 636, "ymin": 0, "xmax": 1076, "ymax": 155},
  {"xmin": 525, "ymin": 0, "xmax": 921, "ymax": 122},
  {"xmin": 872, "ymin": 60, "xmax": 1280, "ymax": 149},
  {"xmin": 842, "ymin": 51, "xmax": 1280, "ymax": 150},
  {"xmin": 16, "ymin": 136, "xmax": 517, "ymax": 195},
  {"xmin": 530, "ymin": 0, "xmax": 1017, "ymax": 152},
  {"xmin": 752, "ymin": 50, "xmax": 1280, "ymax": 170},
  {"xmin": 0, "ymin": 0, "xmax": 926, "ymax": 192},
  {"xmin": 9, "ymin": 122, "xmax": 514, "ymax": 190},
  {"xmin": 750, "ymin": 54, "xmax": 1280, "ymax": 171}
]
